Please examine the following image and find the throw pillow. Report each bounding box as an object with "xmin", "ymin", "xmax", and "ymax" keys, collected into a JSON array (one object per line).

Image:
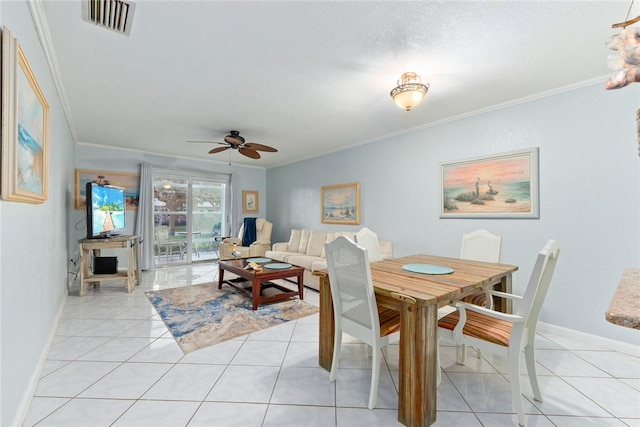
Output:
[
  {"xmin": 306, "ymin": 230, "xmax": 329, "ymax": 257},
  {"xmin": 287, "ymin": 229, "xmax": 302, "ymax": 252},
  {"xmin": 297, "ymin": 229, "xmax": 312, "ymax": 253}
]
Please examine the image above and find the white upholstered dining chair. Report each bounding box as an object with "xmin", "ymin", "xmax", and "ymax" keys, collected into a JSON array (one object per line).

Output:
[
  {"xmin": 324, "ymin": 236, "xmax": 401, "ymax": 409},
  {"xmin": 354, "ymin": 227, "xmax": 383, "ymax": 262},
  {"xmin": 460, "ymin": 228, "xmax": 503, "ymax": 264},
  {"xmin": 458, "ymin": 229, "xmax": 503, "ymax": 361},
  {"xmin": 436, "ymin": 229, "xmax": 504, "ymax": 384},
  {"xmin": 438, "ymin": 239, "xmax": 560, "ymax": 427}
]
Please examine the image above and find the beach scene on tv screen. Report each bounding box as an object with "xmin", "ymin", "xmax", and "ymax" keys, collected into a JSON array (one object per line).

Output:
[{"xmin": 92, "ymin": 186, "xmax": 125, "ymax": 234}]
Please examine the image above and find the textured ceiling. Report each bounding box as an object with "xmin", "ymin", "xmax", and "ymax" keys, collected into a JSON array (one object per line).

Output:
[{"xmin": 38, "ymin": 1, "xmax": 634, "ymax": 168}]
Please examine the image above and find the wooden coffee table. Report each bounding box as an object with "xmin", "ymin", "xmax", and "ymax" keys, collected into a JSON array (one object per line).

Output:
[{"xmin": 218, "ymin": 258, "xmax": 305, "ymax": 310}]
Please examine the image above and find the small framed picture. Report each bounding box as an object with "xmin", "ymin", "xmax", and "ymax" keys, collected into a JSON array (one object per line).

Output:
[{"xmin": 242, "ymin": 190, "xmax": 259, "ymax": 214}]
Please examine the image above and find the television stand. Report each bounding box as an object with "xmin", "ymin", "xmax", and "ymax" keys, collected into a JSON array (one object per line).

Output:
[{"xmin": 78, "ymin": 235, "xmax": 141, "ymax": 297}]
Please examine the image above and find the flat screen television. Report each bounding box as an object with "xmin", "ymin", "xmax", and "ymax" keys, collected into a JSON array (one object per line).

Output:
[{"xmin": 85, "ymin": 182, "xmax": 126, "ymax": 239}]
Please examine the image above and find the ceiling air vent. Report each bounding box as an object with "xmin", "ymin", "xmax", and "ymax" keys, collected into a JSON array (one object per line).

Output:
[{"xmin": 82, "ymin": 0, "xmax": 136, "ymax": 36}]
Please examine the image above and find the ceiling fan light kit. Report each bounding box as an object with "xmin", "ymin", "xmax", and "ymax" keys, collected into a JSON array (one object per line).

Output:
[
  {"xmin": 390, "ymin": 72, "xmax": 429, "ymax": 111},
  {"xmin": 188, "ymin": 130, "xmax": 278, "ymax": 160}
]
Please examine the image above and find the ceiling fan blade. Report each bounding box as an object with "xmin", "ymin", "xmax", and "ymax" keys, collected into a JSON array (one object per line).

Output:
[
  {"xmin": 238, "ymin": 147, "xmax": 261, "ymax": 159},
  {"xmin": 209, "ymin": 146, "xmax": 231, "ymax": 154},
  {"xmin": 187, "ymin": 140, "xmax": 227, "ymax": 145},
  {"xmin": 243, "ymin": 143, "xmax": 278, "ymax": 152}
]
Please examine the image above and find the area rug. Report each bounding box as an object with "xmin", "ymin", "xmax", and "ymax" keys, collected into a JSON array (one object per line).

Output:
[{"xmin": 146, "ymin": 282, "xmax": 319, "ymax": 353}]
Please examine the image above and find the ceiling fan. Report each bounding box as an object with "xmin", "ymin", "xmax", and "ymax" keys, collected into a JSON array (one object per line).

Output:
[{"xmin": 187, "ymin": 130, "xmax": 278, "ymax": 159}]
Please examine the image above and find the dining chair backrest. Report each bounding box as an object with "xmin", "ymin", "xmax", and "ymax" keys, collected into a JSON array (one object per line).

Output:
[
  {"xmin": 355, "ymin": 227, "xmax": 383, "ymax": 262},
  {"xmin": 516, "ymin": 239, "xmax": 560, "ymax": 333},
  {"xmin": 460, "ymin": 229, "xmax": 502, "ymax": 263},
  {"xmin": 325, "ymin": 236, "xmax": 380, "ymax": 339}
]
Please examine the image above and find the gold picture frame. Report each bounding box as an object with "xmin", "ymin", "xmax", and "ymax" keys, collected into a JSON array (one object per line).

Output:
[
  {"xmin": 75, "ymin": 169, "xmax": 140, "ymax": 210},
  {"xmin": 242, "ymin": 190, "xmax": 259, "ymax": 214},
  {"xmin": 1, "ymin": 26, "xmax": 49, "ymax": 204},
  {"xmin": 321, "ymin": 182, "xmax": 360, "ymax": 225}
]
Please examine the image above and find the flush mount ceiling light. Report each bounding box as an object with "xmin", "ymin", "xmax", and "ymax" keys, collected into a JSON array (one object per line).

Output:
[{"xmin": 390, "ymin": 72, "xmax": 429, "ymax": 111}]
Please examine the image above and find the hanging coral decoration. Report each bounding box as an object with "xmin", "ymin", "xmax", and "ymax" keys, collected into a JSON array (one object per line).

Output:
[
  {"xmin": 606, "ymin": 26, "xmax": 640, "ymax": 89},
  {"xmin": 606, "ymin": 2, "xmax": 640, "ymax": 90}
]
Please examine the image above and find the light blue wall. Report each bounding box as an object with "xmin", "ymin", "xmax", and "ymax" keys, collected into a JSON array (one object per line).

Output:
[
  {"xmin": 0, "ymin": 2, "xmax": 76, "ymax": 425},
  {"xmin": 74, "ymin": 145, "xmax": 267, "ymax": 244},
  {"xmin": 267, "ymin": 83, "xmax": 640, "ymax": 346},
  {"xmin": 1, "ymin": 3, "xmax": 638, "ymax": 425}
]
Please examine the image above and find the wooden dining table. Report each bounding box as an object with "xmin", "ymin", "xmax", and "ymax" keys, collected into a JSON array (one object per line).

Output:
[{"xmin": 315, "ymin": 254, "xmax": 518, "ymax": 427}]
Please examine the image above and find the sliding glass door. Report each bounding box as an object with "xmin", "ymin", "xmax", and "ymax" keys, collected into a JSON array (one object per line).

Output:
[{"xmin": 152, "ymin": 171, "xmax": 230, "ymax": 266}]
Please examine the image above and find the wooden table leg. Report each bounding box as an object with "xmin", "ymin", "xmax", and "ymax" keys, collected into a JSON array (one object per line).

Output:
[
  {"xmin": 218, "ymin": 265, "xmax": 224, "ymax": 289},
  {"xmin": 397, "ymin": 302, "xmax": 438, "ymax": 427},
  {"xmin": 297, "ymin": 272, "xmax": 304, "ymax": 300},
  {"xmin": 494, "ymin": 274, "xmax": 513, "ymax": 314},
  {"xmin": 252, "ymin": 278, "xmax": 260, "ymax": 310},
  {"xmin": 79, "ymin": 244, "xmax": 88, "ymax": 297},
  {"xmin": 318, "ymin": 273, "xmax": 335, "ymax": 371},
  {"xmin": 134, "ymin": 237, "xmax": 141, "ymax": 286},
  {"xmin": 126, "ymin": 242, "xmax": 134, "ymax": 293}
]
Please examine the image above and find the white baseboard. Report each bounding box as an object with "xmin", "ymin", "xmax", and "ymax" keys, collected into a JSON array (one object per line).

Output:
[
  {"xmin": 538, "ymin": 321, "xmax": 640, "ymax": 357},
  {"xmin": 12, "ymin": 292, "xmax": 69, "ymax": 427}
]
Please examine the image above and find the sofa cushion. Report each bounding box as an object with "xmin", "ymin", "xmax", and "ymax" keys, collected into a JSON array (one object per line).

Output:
[
  {"xmin": 287, "ymin": 229, "xmax": 302, "ymax": 252},
  {"xmin": 306, "ymin": 230, "xmax": 329, "ymax": 256},
  {"xmin": 298, "ymin": 229, "xmax": 311, "ymax": 253},
  {"xmin": 287, "ymin": 254, "xmax": 322, "ymax": 271}
]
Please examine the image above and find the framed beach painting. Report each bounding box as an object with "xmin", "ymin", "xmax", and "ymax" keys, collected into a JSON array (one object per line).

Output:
[
  {"xmin": 321, "ymin": 182, "xmax": 360, "ymax": 225},
  {"xmin": 441, "ymin": 148, "xmax": 539, "ymax": 219},
  {"xmin": 242, "ymin": 190, "xmax": 259, "ymax": 214},
  {"xmin": 1, "ymin": 27, "xmax": 49, "ymax": 204},
  {"xmin": 75, "ymin": 169, "xmax": 140, "ymax": 210}
]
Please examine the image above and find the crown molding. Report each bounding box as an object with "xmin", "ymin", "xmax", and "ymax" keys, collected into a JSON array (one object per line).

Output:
[{"xmin": 27, "ymin": 0, "xmax": 78, "ymax": 143}]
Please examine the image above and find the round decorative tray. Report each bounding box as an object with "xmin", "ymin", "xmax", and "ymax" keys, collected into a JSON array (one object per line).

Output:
[
  {"xmin": 402, "ymin": 264, "xmax": 454, "ymax": 275},
  {"xmin": 247, "ymin": 257, "xmax": 271, "ymax": 263},
  {"xmin": 265, "ymin": 263, "xmax": 292, "ymax": 270}
]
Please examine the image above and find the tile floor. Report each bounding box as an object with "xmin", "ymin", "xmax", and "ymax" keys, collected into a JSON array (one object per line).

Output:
[{"xmin": 22, "ymin": 263, "xmax": 640, "ymax": 427}]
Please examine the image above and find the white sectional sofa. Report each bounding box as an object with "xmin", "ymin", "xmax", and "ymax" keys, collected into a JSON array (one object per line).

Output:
[{"xmin": 265, "ymin": 228, "xmax": 393, "ymax": 291}]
